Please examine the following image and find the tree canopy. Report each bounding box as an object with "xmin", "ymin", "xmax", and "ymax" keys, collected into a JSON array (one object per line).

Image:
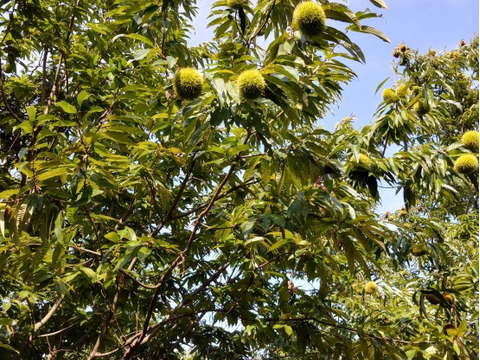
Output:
[{"xmin": 0, "ymin": 0, "xmax": 478, "ymax": 359}]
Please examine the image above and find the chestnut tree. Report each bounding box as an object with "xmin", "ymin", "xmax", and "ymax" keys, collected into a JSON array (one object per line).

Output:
[{"xmin": 0, "ymin": 0, "xmax": 478, "ymax": 359}]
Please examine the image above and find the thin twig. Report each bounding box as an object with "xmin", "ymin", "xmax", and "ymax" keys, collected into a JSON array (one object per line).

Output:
[
  {"xmin": 150, "ymin": 158, "xmax": 197, "ymax": 237},
  {"xmin": 38, "ymin": 322, "xmax": 78, "ymax": 338},
  {"xmin": 169, "ymin": 179, "xmax": 258, "ymax": 221},
  {"xmin": 247, "ymin": 0, "xmax": 277, "ymax": 47},
  {"xmin": 0, "ymin": 64, "xmax": 23, "ymax": 123}
]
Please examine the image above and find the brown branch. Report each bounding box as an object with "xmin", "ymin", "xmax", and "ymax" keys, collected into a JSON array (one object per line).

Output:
[
  {"xmin": 226, "ymin": 274, "xmax": 254, "ymax": 315},
  {"xmin": 118, "ymin": 213, "xmax": 235, "ymax": 291},
  {"xmin": 105, "ymin": 249, "xmax": 272, "ymax": 356},
  {"xmin": 41, "ymin": 46, "xmax": 49, "ymax": 104},
  {"xmin": 99, "ymin": 307, "xmax": 226, "ymax": 359},
  {"xmin": 70, "ymin": 244, "xmax": 101, "ymax": 257},
  {"xmin": 247, "ymin": 0, "xmax": 276, "ymax": 47},
  {"xmin": 114, "ymin": 193, "xmax": 137, "ymax": 231},
  {"xmin": 37, "ymin": 322, "xmax": 78, "ymax": 338},
  {"xmin": 87, "ymin": 260, "xmax": 137, "ymax": 359},
  {"xmin": 169, "ymin": 179, "xmax": 258, "ymax": 221},
  {"xmin": 138, "ymin": 261, "xmax": 231, "ymax": 346},
  {"xmin": 149, "ymin": 158, "xmax": 197, "ymax": 237},
  {"xmin": 44, "ymin": 0, "xmax": 80, "ymax": 115},
  {"xmin": 92, "ymin": 347, "xmax": 123, "ymax": 358},
  {"xmin": 44, "ymin": 49, "xmax": 64, "ymax": 115},
  {"xmin": 122, "ymin": 132, "xmax": 252, "ymax": 359},
  {"xmin": 31, "ymin": 296, "xmax": 65, "ymax": 335},
  {"xmin": 263, "ymin": 316, "xmax": 432, "ymax": 345},
  {"xmin": 308, "ymin": 33, "xmax": 347, "ymax": 80},
  {"xmin": 138, "ymin": 165, "xmax": 236, "ymax": 331},
  {"xmin": 87, "ymin": 290, "xmax": 120, "ymax": 359},
  {"xmin": 117, "ymin": 269, "xmax": 158, "ymax": 290},
  {"xmin": 233, "ymin": 12, "xmax": 248, "ymax": 45},
  {"xmin": 84, "ymin": 208, "xmax": 101, "ymax": 245}
]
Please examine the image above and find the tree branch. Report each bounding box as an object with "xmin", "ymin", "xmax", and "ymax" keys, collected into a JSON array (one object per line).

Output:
[
  {"xmin": 169, "ymin": 179, "xmax": 258, "ymax": 222},
  {"xmin": 114, "ymin": 193, "xmax": 137, "ymax": 231},
  {"xmin": 150, "ymin": 157, "xmax": 197, "ymax": 237},
  {"xmin": 32, "ymin": 295, "xmax": 65, "ymax": 335},
  {"xmin": 37, "ymin": 322, "xmax": 78, "ymax": 338},
  {"xmin": 0, "ymin": 63, "xmax": 23, "ymax": 123},
  {"xmin": 122, "ymin": 132, "xmax": 252, "ymax": 358},
  {"xmin": 44, "ymin": 0, "xmax": 81, "ymax": 115},
  {"xmin": 247, "ymin": 0, "xmax": 276, "ymax": 47},
  {"xmin": 87, "ymin": 260, "xmax": 137, "ymax": 359}
]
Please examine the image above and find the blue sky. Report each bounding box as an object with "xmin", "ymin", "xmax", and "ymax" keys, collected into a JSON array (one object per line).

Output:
[{"xmin": 188, "ymin": 0, "xmax": 479, "ymax": 213}]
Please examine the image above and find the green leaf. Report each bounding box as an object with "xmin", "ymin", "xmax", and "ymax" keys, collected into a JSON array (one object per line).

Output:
[
  {"xmin": 323, "ymin": 3, "xmax": 361, "ymax": 29},
  {"xmin": 227, "ymin": 144, "xmax": 249, "ymax": 157},
  {"xmin": 166, "ymin": 56, "xmax": 176, "ymax": 69},
  {"xmin": 452, "ymin": 341, "xmax": 460, "ymax": 355},
  {"xmin": 0, "ymin": 188, "xmax": 20, "ymax": 199},
  {"xmin": 375, "ymin": 77, "xmax": 391, "ymax": 94},
  {"xmin": 272, "ymin": 65, "xmax": 299, "ymax": 82},
  {"xmin": 17, "ymin": 121, "xmax": 33, "ymax": 134},
  {"xmin": 27, "ymin": 105, "xmax": 35, "ymax": 121},
  {"xmin": 37, "ymin": 167, "xmax": 69, "ymax": 181},
  {"xmin": 56, "ymin": 101, "xmax": 77, "ymax": 114},
  {"xmin": 353, "ymin": 25, "xmax": 391, "ymax": 43},
  {"xmin": 0, "ymin": 342, "xmax": 19, "ymax": 354},
  {"xmin": 77, "ymin": 90, "xmax": 90, "ymax": 107},
  {"xmin": 104, "ymin": 232, "xmax": 120, "ymax": 242},
  {"xmin": 339, "ymin": 38, "xmax": 366, "ymax": 63},
  {"xmin": 54, "ymin": 212, "xmax": 63, "ymax": 243},
  {"xmin": 112, "ymin": 33, "xmax": 153, "ymax": 46},
  {"xmin": 79, "ymin": 267, "xmax": 97, "ymax": 282},
  {"xmin": 132, "ymin": 49, "xmax": 151, "ymax": 61},
  {"xmin": 190, "ymin": 121, "xmax": 210, "ymax": 146},
  {"xmin": 369, "ymin": 0, "xmax": 388, "ymax": 9}
]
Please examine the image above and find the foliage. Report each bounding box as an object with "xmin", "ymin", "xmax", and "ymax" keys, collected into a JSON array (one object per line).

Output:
[{"xmin": 0, "ymin": 0, "xmax": 477, "ymax": 359}]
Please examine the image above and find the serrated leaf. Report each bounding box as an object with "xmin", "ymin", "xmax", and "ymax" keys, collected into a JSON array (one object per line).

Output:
[
  {"xmin": 369, "ymin": 0, "xmax": 388, "ymax": 9},
  {"xmin": 104, "ymin": 232, "xmax": 120, "ymax": 242},
  {"xmin": 452, "ymin": 341, "xmax": 460, "ymax": 355},
  {"xmin": 267, "ymin": 239, "xmax": 289, "ymax": 253},
  {"xmin": 354, "ymin": 25, "xmax": 390, "ymax": 43},
  {"xmin": 323, "ymin": 3, "xmax": 361, "ymax": 29},
  {"xmin": 341, "ymin": 40, "xmax": 366, "ymax": 63},
  {"xmin": 54, "ymin": 212, "xmax": 64, "ymax": 244},
  {"xmin": 166, "ymin": 56, "xmax": 176, "ymax": 69}
]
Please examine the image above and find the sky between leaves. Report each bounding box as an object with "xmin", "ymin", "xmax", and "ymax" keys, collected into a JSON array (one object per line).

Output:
[{"xmin": 187, "ymin": 0, "xmax": 479, "ymax": 214}]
